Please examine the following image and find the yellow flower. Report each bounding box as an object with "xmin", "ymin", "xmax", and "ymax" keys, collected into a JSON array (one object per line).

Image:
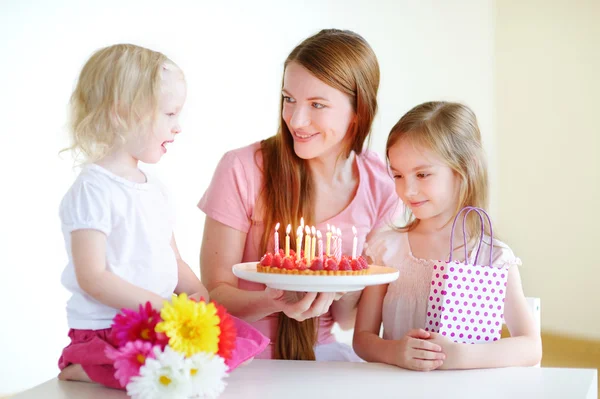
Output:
[{"xmin": 155, "ymin": 293, "xmax": 221, "ymax": 357}]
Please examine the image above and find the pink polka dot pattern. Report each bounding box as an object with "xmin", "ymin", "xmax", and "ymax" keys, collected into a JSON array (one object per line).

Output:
[{"xmin": 425, "ymin": 261, "xmax": 508, "ymax": 344}]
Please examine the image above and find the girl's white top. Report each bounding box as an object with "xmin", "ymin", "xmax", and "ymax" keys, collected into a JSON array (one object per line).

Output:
[
  {"xmin": 364, "ymin": 229, "xmax": 521, "ymax": 340},
  {"xmin": 59, "ymin": 164, "xmax": 178, "ymax": 329}
]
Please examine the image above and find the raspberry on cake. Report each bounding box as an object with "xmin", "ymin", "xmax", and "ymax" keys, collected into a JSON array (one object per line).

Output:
[
  {"xmin": 256, "ymin": 222, "xmax": 370, "ymax": 275},
  {"xmin": 257, "ymin": 253, "xmax": 369, "ymax": 275}
]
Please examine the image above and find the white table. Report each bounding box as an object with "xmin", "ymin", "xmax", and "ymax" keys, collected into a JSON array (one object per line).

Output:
[{"xmin": 13, "ymin": 360, "xmax": 598, "ymax": 399}]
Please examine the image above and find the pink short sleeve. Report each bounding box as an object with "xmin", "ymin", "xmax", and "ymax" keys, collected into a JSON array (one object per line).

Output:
[
  {"xmin": 198, "ymin": 149, "xmax": 254, "ymax": 233},
  {"xmin": 362, "ymin": 150, "xmax": 402, "ymax": 232}
]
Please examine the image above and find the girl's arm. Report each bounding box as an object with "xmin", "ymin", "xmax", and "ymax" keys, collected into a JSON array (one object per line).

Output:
[
  {"xmin": 332, "ymin": 230, "xmax": 386, "ymax": 330},
  {"xmin": 433, "ymin": 265, "xmax": 542, "ymax": 369},
  {"xmin": 201, "ymin": 217, "xmax": 335, "ymax": 322},
  {"xmin": 353, "ymin": 284, "xmax": 445, "ymax": 370},
  {"xmin": 329, "ymin": 291, "xmax": 361, "ymax": 330},
  {"xmin": 352, "ymin": 284, "xmax": 392, "ymax": 362},
  {"xmin": 72, "ymin": 229, "xmax": 168, "ymax": 310},
  {"xmin": 171, "ymin": 234, "xmax": 209, "ymax": 300}
]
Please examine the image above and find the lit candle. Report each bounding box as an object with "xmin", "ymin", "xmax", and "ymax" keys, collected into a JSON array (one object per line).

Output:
[
  {"xmin": 331, "ymin": 224, "xmax": 337, "ymax": 257},
  {"xmin": 296, "ymin": 226, "xmax": 303, "ymax": 261},
  {"xmin": 274, "ymin": 223, "xmax": 280, "ymax": 254},
  {"xmin": 337, "ymin": 227, "xmax": 342, "ymax": 261},
  {"xmin": 304, "ymin": 225, "xmax": 311, "ymax": 262},
  {"xmin": 317, "ymin": 230, "xmax": 323, "ymax": 260},
  {"xmin": 300, "ymin": 217, "xmax": 304, "ymax": 230},
  {"xmin": 285, "ymin": 224, "xmax": 291, "ymax": 257},
  {"xmin": 352, "ymin": 226, "xmax": 358, "ymax": 259},
  {"xmin": 311, "ymin": 226, "xmax": 316, "ymax": 260},
  {"xmin": 326, "ymin": 224, "xmax": 332, "ymax": 257}
]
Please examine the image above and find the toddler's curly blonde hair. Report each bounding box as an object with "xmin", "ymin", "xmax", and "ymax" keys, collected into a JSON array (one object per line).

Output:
[{"xmin": 64, "ymin": 44, "xmax": 180, "ymax": 163}]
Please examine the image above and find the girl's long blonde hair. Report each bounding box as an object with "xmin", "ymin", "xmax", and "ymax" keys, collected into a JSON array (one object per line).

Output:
[
  {"xmin": 64, "ymin": 43, "xmax": 179, "ymax": 163},
  {"xmin": 259, "ymin": 29, "xmax": 380, "ymax": 360},
  {"xmin": 386, "ymin": 101, "xmax": 489, "ymax": 238}
]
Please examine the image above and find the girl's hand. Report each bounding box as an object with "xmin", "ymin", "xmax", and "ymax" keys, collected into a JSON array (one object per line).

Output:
[
  {"xmin": 265, "ymin": 288, "xmax": 335, "ymax": 322},
  {"xmin": 427, "ymin": 332, "xmax": 462, "ymax": 370},
  {"xmin": 391, "ymin": 328, "xmax": 446, "ymax": 371}
]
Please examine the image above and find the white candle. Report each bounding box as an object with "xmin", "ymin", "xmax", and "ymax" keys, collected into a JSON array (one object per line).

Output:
[
  {"xmin": 331, "ymin": 225, "xmax": 337, "ymax": 258},
  {"xmin": 352, "ymin": 226, "xmax": 358, "ymax": 259},
  {"xmin": 296, "ymin": 226, "xmax": 303, "ymax": 261},
  {"xmin": 317, "ymin": 230, "xmax": 323, "ymax": 261},
  {"xmin": 311, "ymin": 226, "xmax": 316, "ymax": 260},
  {"xmin": 274, "ymin": 223, "xmax": 280, "ymax": 254},
  {"xmin": 304, "ymin": 225, "xmax": 312, "ymax": 262},
  {"xmin": 337, "ymin": 227, "xmax": 342, "ymax": 260},
  {"xmin": 326, "ymin": 224, "xmax": 332, "ymax": 257},
  {"xmin": 285, "ymin": 224, "xmax": 291, "ymax": 257}
]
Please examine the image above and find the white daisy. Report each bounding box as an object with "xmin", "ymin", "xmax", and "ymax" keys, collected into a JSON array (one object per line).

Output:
[
  {"xmin": 126, "ymin": 346, "xmax": 191, "ymax": 399},
  {"xmin": 185, "ymin": 352, "xmax": 228, "ymax": 398}
]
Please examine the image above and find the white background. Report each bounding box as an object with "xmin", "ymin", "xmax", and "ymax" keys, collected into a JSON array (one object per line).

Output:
[{"xmin": 0, "ymin": 0, "xmax": 497, "ymax": 394}]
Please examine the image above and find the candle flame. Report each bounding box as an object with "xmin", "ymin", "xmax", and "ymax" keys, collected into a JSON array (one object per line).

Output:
[
  {"xmin": 297, "ymin": 226, "xmax": 303, "ymax": 235},
  {"xmin": 317, "ymin": 230, "xmax": 322, "ymax": 239},
  {"xmin": 311, "ymin": 226, "xmax": 316, "ymax": 235},
  {"xmin": 337, "ymin": 227, "xmax": 342, "ymax": 235},
  {"xmin": 300, "ymin": 217, "xmax": 304, "ymax": 228},
  {"xmin": 305, "ymin": 225, "xmax": 311, "ymax": 235},
  {"xmin": 286, "ymin": 224, "xmax": 291, "ymax": 235},
  {"xmin": 352, "ymin": 226, "xmax": 357, "ymax": 235},
  {"xmin": 327, "ymin": 223, "xmax": 330, "ymax": 231},
  {"xmin": 275, "ymin": 222, "xmax": 280, "ymax": 231}
]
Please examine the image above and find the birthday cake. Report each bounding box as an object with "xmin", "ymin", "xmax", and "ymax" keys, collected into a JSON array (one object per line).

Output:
[{"xmin": 257, "ymin": 223, "xmax": 370, "ymax": 275}]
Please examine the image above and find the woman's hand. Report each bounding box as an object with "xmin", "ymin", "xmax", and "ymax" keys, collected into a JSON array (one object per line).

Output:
[
  {"xmin": 391, "ymin": 329, "xmax": 446, "ymax": 371},
  {"xmin": 265, "ymin": 288, "xmax": 335, "ymax": 322},
  {"xmin": 334, "ymin": 292, "xmax": 346, "ymax": 301}
]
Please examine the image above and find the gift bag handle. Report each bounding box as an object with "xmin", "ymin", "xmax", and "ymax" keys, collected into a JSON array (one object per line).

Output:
[
  {"xmin": 462, "ymin": 208, "xmax": 494, "ymax": 266},
  {"xmin": 448, "ymin": 206, "xmax": 494, "ymax": 267}
]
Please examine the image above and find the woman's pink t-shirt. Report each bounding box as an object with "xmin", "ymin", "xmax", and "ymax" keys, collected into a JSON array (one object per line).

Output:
[{"xmin": 198, "ymin": 141, "xmax": 399, "ymax": 358}]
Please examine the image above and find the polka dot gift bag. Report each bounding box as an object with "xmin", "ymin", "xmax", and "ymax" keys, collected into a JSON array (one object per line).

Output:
[{"xmin": 425, "ymin": 206, "xmax": 508, "ymax": 344}]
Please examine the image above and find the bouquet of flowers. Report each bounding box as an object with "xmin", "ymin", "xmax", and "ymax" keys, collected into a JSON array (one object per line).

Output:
[{"xmin": 106, "ymin": 293, "xmax": 237, "ymax": 399}]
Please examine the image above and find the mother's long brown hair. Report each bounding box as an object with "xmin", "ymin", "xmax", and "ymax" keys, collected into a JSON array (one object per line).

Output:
[{"xmin": 258, "ymin": 29, "xmax": 380, "ymax": 360}]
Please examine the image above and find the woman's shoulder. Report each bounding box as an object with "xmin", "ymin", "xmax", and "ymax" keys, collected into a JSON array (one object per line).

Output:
[
  {"xmin": 357, "ymin": 149, "xmax": 394, "ymax": 190},
  {"xmin": 221, "ymin": 141, "xmax": 263, "ymax": 168},
  {"xmin": 355, "ymin": 149, "xmax": 398, "ymax": 216},
  {"xmin": 358, "ymin": 149, "xmax": 389, "ymax": 175}
]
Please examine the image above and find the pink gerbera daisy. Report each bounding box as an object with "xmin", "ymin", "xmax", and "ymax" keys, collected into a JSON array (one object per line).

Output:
[
  {"xmin": 110, "ymin": 302, "xmax": 169, "ymax": 348},
  {"xmin": 106, "ymin": 340, "xmax": 158, "ymax": 387}
]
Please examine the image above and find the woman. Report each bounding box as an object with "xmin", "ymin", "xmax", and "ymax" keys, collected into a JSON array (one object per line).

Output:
[{"xmin": 198, "ymin": 29, "xmax": 399, "ymax": 361}]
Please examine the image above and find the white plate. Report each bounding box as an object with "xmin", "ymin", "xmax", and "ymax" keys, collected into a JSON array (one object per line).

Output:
[{"xmin": 232, "ymin": 262, "xmax": 399, "ymax": 292}]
